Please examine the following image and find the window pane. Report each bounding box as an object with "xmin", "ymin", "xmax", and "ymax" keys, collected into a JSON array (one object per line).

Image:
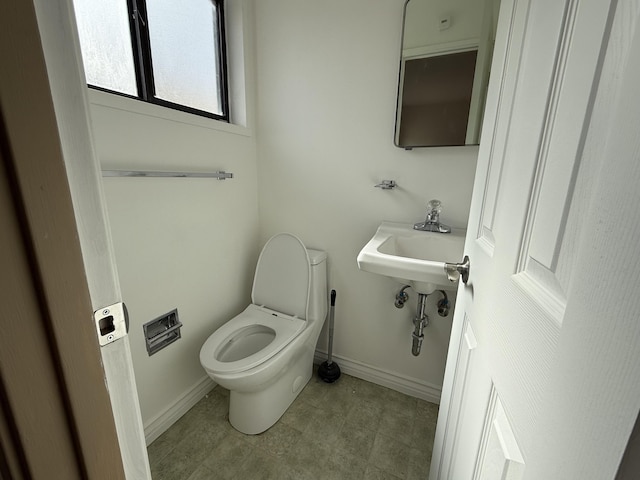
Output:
[
  {"xmin": 72, "ymin": 0, "xmax": 137, "ymax": 96},
  {"xmin": 146, "ymin": 0, "xmax": 223, "ymax": 115}
]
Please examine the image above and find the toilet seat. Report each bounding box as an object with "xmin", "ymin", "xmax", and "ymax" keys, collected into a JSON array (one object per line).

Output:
[{"xmin": 200, "ymin": 305, "xmax": 306, "ymax": 375}]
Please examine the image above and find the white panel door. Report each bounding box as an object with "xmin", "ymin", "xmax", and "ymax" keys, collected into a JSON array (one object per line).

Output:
[{"xmin": 431, "ymin": 0, "xmax": 640, "ymax": 478}]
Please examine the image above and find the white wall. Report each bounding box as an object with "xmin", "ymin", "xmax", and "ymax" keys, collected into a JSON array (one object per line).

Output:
[
  {"xmin": 87, "ymin": 2, "xmax": 260, "ymax": 431},
  {"xmin": 254, "ymin": 0, "xmax": 477, "ymax": 398}
]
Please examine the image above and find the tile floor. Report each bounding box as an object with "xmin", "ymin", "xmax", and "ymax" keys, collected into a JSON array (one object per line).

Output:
[{"xmin": 148, "ymin": 370, "xmax": 438, "ymax": 480}]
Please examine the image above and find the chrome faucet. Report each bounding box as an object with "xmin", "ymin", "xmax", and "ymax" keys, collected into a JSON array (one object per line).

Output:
[{"xmin": 414, "ymin": 199, "xmax": 451, "ymax": 233}]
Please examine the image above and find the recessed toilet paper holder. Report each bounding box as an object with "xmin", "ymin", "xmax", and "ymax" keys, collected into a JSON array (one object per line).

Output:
[{"xmin": 143, "ymin": 308, "xmax": 182, "ymax": 356}]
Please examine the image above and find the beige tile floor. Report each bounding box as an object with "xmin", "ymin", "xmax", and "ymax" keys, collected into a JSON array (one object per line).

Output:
[{"xmin": 148, "ymin": 370, "xmax": 438, "ymax": 480}]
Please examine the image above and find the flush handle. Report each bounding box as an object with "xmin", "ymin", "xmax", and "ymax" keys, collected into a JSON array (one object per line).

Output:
[{"xmin": 444, "ymin": 255, "xmax": 470, "ymax": 284}]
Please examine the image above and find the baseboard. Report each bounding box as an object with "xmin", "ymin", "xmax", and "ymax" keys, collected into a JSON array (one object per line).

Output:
[
  {"xmin": 143, "ymin": 357, "xmax": 440, "ymax": 445},
  {"xmin": 314, "ymin": 350, "xmax": 441, "ymax": 404},
  {"xmin": 143, "ymin": 376, "xmax": 216, "ymax": 445}
]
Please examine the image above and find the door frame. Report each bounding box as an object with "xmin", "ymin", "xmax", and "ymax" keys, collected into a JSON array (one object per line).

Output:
[
  {"xmin": 1, "ymin": 0, "xmax": 151, "ymax": 478},
  {"xmin": 0, "ymin": 1, "xmax": 124, "ymax": 477}
]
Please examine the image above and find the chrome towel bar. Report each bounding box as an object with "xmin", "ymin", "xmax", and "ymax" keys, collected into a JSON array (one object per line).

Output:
[{"xmin": 102, "ymin": 170, "xmax": 233, "ymax": 180}]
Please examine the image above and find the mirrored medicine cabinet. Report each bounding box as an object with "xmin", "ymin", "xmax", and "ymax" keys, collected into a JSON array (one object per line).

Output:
[{"xmin": 395, "ymin": 0, "xmax": 501, "ymax": 149}]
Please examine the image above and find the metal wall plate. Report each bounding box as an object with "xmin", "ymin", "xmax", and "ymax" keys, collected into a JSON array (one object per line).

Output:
[{"xmin": 94, "ymin": 302, "xmax": 128, "ymax": 346}]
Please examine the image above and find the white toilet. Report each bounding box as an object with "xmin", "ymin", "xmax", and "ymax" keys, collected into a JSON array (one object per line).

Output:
[{"xmin": 199, "ymin": 233, "xmax": 328, "ymax": 434}]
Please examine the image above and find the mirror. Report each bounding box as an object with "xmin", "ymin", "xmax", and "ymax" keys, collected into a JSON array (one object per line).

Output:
[{"xmin": 394, "ymin": 0, "xmax": 501, "ymax": 148}]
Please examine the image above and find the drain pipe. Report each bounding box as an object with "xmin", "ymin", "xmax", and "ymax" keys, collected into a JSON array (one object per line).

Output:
[{"xmin": 412, "ymin": 293, "xmax": 429, "ymax": 356}]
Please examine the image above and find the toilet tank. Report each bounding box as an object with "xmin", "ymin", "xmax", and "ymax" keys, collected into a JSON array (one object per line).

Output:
[{"xmin": 306, "ymin": 248, "xmax": 328, "ymax": 323}]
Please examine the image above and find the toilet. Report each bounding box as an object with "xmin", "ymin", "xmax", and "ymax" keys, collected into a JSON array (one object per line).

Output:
[{"xmin": 199, "ymin": 233, "xmax": 328, "ymax": 434}]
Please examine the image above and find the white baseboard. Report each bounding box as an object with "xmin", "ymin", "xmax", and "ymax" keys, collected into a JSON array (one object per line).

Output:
[
  {"xmin": 144, "ymin": 356, "xmax": 440, "ymax": 445},
  {"xmin": 314, "ymin": 350, "xmax": 441, "ymax": 404},
  {"xmin": 143, "ymin": 376, "xmax": 216, "ymax": 445}
]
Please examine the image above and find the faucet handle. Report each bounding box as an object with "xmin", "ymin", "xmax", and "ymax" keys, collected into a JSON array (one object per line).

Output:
[
  {"xmin": 427, "ymin": 199, "xmax": 442, "ymax": 213},
  {"xmin": 415, "ymin": 199, "xmax": 451, "ymax": 232},
  {"xmin": 426, "ymin": 199, "xmax": 442, "ymax": 223}
]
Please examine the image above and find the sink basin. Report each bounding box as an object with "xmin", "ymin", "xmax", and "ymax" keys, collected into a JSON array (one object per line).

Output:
[{"xmin": 357, "ymin": 221, "xmax": 465, "ymax": 294}]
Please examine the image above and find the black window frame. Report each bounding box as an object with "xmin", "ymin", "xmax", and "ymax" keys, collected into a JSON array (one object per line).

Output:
[{"xmin": 88, "ymin": 0, "xmax": 229, "ymax": 122}]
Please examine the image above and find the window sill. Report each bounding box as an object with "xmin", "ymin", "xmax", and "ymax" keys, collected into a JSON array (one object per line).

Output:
[{"xmin": 87, "ymin": 89, "xmax": 252, "ymax": 138}]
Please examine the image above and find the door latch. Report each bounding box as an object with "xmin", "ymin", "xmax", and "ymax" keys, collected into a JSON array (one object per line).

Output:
[{"xmin": 94, "ymin": 302, "xmax": 129, "ymax": 346}]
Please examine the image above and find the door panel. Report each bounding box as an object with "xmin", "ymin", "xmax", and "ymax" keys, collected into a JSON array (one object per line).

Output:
[
  {"xmin": 517, "ymin": 0, "xmax": 613, "ymax": 321},
  {"xmin": 476, "ymin": 0, "xmax": 525, "ymax": 256},
  {"xmin": 475, "ymin": 392, "xmax": 524, "ymax": 480},
  {"xmin": 441, "ymin": 319, "xmax": 493, "ymax": 480},
  {"xmin": 0, "ymin": 135, "xmax": 83, "ymax": 480}
]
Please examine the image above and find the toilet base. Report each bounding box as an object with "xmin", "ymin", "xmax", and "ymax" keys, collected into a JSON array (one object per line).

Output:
[{"xmin": 228, "ymin": 354, "xmax": 313, "ymax": 435}]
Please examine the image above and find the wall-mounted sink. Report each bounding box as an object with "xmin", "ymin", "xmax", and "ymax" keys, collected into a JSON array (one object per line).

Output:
[{"xmin": 357, "ymin": 222, "xmax": 465, "ymax": 294}]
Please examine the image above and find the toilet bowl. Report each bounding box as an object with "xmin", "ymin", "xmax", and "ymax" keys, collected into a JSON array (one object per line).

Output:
[{"xmin": 200, "ymin": 233, "xmax": 327, "ymax": 434}]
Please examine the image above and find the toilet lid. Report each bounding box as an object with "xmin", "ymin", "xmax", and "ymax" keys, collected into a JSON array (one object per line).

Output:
[
  {"xmin": 252, "ymin": 233, "xmax": 310, "ymax": 320},
  {"xmin": 200, "ymin": 305, "xmax": 306, "ymax": 375}
]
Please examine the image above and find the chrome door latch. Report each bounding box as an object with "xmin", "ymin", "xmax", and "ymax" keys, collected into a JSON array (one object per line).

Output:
[
  {"xmin": 94, "ymin": 302, "xmax": 129, "ymax": 346},
  {"xmin": 445, "ymin": 255, "xmax": 470, "ymax": 284}
]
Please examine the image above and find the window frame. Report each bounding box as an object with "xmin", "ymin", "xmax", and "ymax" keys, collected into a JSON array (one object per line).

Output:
[{"xmin": 86, "ymin": 0, "xmax": 230, "ymax": 122}]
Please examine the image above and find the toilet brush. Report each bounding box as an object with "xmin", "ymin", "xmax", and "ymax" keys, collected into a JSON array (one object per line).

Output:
[{"xmin": 318, "ymin": 289, "xmax": 341, "ymax": 383}]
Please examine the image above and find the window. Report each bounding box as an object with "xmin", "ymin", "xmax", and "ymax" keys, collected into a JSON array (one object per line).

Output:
[{"xmin": 73, "ymin": 0, "xmax": 228, "ymax": 121}]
